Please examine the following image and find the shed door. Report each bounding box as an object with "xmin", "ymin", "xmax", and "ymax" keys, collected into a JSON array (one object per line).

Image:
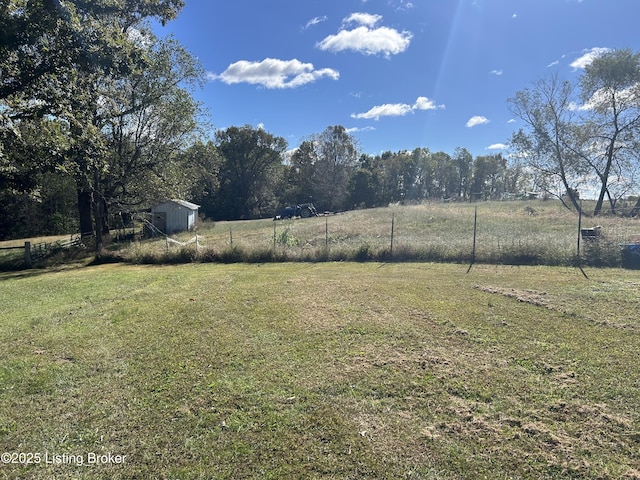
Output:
[{"xmin": 153, "ymin": 212, "xmax": 167, "ymax": 234}]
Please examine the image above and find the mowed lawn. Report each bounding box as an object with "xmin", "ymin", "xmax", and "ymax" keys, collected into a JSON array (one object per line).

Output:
[{"xmin": 0, "ymin": 262, "xmax": 639, "ymax": 479}]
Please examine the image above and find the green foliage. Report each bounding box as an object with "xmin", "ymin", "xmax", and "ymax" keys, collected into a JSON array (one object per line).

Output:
[
  {"xmin": 276, "ymin": 223, "xmax": 299, "ymax": 247},
  {"xmin": 213, "ymin": 125, "xmax": 288, "ymax": 220}
]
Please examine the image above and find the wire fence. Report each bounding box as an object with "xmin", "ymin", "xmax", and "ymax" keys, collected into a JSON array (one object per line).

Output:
[
  {"xmin": 135, "ymin": 202, "xmax": 640, "ymax": 269},
  {"xmin": 3, "ymin": 202, "xmax": 639, "ymax": 270}
]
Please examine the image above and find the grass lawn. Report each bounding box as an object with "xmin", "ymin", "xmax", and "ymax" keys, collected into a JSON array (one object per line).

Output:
[{"xmin": 0, "ymin": 262, "xmax": 639, "ymax": 479}]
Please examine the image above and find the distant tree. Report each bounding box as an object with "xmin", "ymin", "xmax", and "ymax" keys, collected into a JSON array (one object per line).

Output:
[
  {"xmin": 281, "ymin": 140, "xmax": 318, "ymax": 205},
  {"xmin": 347, "ymin": 154, "xmax": 382, "ymax": 208},
  {"xmin": 453, "ymin": 147, "xmax": 473, "ymax": 200},
  {"xmin": 309, "ymin": 126, "xmax": 359, "ymax": 211},
  {"xmin": 470, "ymin": 154, "xmax": 508, "ymax": 201},
  {"xmin": 375, "ymin": 151, "xmax": 418, "ymax": 203},
  {"xmin": 411, "ymin": 147, "xmax": 435, "ymax": 199},
  {"xmin": 431, "ymin": 151, "xmax": 456, "ymax": 199},
  {"xmin": 185, "ymin": 141, "xmax": 222, "ymax": 220},
  {"xmin": 214, "ymin": 125, "xmax": 287, "ymax": 219}
]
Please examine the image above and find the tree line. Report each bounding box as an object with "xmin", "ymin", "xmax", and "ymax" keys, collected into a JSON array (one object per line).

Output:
[{"xmin": 1, "ymin": 2, "xmax": 639, "ymax": 242}]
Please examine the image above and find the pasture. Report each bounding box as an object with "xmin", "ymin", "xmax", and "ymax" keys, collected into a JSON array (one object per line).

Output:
[
  {"xmin": 1, "ymin": 261, "xmax": 639, "ymax": 478},
  {"xmin": 115, "ymin": 200, "xmax": 639, "ymax": 268}
]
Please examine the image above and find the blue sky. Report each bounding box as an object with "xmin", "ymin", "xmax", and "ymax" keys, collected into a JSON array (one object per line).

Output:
[{"xmin": 154, "ymin": 0, "xmax": 640, "ymax": 158}]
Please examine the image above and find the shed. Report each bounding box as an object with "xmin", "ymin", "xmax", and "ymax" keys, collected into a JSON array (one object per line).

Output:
[{"xmin": 151, "ymin": 199, "xmax": 200, "ymax": 234}]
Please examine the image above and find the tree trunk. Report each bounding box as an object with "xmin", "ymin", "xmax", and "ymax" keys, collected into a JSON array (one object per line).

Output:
[
  {"xmin": 630, "ymin": 196, "xmax": 640, "ymax": 217},
  {"xmin": 92, "ymin": 194, "xmax": 104, "ymax": 251},
  {"xmin": 593, "ymin": 142, "xmax": 616, "ymax": 216},
  {"xmin": 77, "ymin": 190, "xmax": 93, "ymax": 239}
]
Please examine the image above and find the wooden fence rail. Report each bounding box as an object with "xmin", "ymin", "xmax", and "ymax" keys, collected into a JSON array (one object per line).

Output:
[{"xmin": 0, "ymin": 236, "xmax": 82, "ymax": 268}]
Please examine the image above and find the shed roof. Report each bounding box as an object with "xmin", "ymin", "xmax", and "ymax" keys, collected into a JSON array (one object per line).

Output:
[{"xmin": 154, "ymin": 199, "xmax": 200, "ymax": 210}]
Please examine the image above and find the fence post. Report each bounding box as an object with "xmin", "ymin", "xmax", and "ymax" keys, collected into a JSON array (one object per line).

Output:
[
  {"xmin": 24, "ymin": 241, "xmax": 32, "ymax": 268},
  {"xmin": 390, "ymin": 213, "xmax": 395, "ymax": 258},
  {"xmin": 466, "ymin": 206, "xmax": 477, "ymax": 273},
  {"xmin": 576, "ymin": 200, "xmax": 588, "ymax": 278},
  {"xmin": 229, "ymin": 226, "xmax": 233, "ymax": 246},
  {"xmin": 325, "ymin": 217, "xmax": 328, "ymax": 248},
  {"xmin": 577, "ymin": 200, "xmax": 582, "ymax": 259},
  {"xmin": 273, "ymin": 222, "xmax": 276, "ymax": 250}
]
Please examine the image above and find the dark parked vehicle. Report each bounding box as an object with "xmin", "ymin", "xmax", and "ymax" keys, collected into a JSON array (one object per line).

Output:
[{"xmin": 274, "ymin": 203, "xmax": 318, "ymax": 220}]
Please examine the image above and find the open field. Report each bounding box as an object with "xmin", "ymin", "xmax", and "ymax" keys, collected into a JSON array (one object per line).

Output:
[
  {"xmin": 1, "ymin": 262, "xmax": 639, "ymax": 478},
  {"xmin": 1, "ymin": 200, "xmax": 638, "ymax": 269},
  {"xmin": 114, "ymin": 200, "xmax": 640, "ymax": 268}
]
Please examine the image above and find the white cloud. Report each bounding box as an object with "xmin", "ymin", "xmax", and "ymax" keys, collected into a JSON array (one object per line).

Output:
[
  {"xmin": 210, "ymin": 58, "xmax": 339, "ymax": 89},
  {"xmin": 414, "ymin": 96, "xmax": 444, "ymax": 110},
  {"xmin": 466, "ymin": 116, "xmax": 489, "ymax": 127},
  {"xmin": 486, "ymin": 143, "xmax": 506, "ymax": 150},
  {"xmin": 317, "ymin": 13, "xmax": 412, "ymax": 57},
  {"xmin": 490, "ymin": 69, "xmax": 503, "ymax": 76},
  {"xmin": 303, "ymin": 16, "xmax": 327, "ymax": 30},
  {"xmin": 346, "ymin": 126, "xmax": 376, "ymax": 134},
  {"xmin": 574, "ymin": 84, "xmax": 640, "ymax": 112},
  {"xmin": 351, "ymin": 96, "xmax": 444, "ymax": 120},
  {"xmin": 343, "ymin": 12, "xmax": 382, "ymax": 27},
  {"xmin": 570, "ymin": 47, "xmax": 610, "ymax": 70}
]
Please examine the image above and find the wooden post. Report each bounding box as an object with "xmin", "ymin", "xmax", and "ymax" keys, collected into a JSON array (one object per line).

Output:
[
  {"xmin": 273, "ymin": 222, "xmax": 277, "ymax": 250},
  {"xmin": 24, "ymin": 241, "xmax": 32, "ymax": 268}
]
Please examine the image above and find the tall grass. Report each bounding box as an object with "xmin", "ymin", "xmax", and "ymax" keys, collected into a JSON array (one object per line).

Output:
[{"xmin": 104, "ymin": 200, "xmax": 639, "ymax": 268}]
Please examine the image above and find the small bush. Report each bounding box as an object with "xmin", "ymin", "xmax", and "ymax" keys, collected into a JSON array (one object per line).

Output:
[{"xmin": 355, "ymin": 243, "xmax": 374, "ymax": 262}]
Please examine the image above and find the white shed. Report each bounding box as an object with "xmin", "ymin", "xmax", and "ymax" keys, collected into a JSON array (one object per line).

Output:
[{"xmin": 151, "ymin": 199, "xmax": 200, "ymax": 234}]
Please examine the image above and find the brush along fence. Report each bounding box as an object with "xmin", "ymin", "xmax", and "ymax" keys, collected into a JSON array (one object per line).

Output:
[{"xmin": 206, "ymin": 207, "xmax": 640, "ymax": 268}]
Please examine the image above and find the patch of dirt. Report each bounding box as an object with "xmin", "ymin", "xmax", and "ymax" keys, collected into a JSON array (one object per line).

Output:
[
  {"xmin": 474, "ymin": 285, "xmax": 553, "ymax": 309},
  {"xmin": 475, "ymin": 284, "xmax": 636, "ymax": 330}
]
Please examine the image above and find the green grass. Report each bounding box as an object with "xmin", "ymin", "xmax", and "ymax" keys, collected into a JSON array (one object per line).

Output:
[{"xmin": 1, "ymin": 262, "xmax": 639, "ymax": 478}]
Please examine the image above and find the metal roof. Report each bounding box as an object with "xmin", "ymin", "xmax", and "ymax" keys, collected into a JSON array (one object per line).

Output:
[{"xmin": 154, "ymin": 199, "xmax": 200, "ymax": 210}]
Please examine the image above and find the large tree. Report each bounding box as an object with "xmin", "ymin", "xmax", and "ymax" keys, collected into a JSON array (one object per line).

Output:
[
  {"xmin": 579, "ymin": 49, "xmax": 640, "ymax": 215},
  {"xmin": 509, "ymin": 50, "xmax": 640, "ymax": 216},
  {"xmin": 1, "ymin": 0, "xmax": 193, "ymax": 245},
  {"xmin": 98, "ymin": 37, "xmax": 205, "ymax": 219},
  {"xmin": 214, "ymin": 125, "xmax": 287, "ymax": 220},
  {"xmin": 0, "ymin": 0, "xmax": 184, "ymax": 105},
  {"xmin": 308, "ymin": 125, "xmax": 359, "ymax": 211},
  {"xmin": 508, "ymin": 74, "xmax": 586, "ymax": 212}
]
